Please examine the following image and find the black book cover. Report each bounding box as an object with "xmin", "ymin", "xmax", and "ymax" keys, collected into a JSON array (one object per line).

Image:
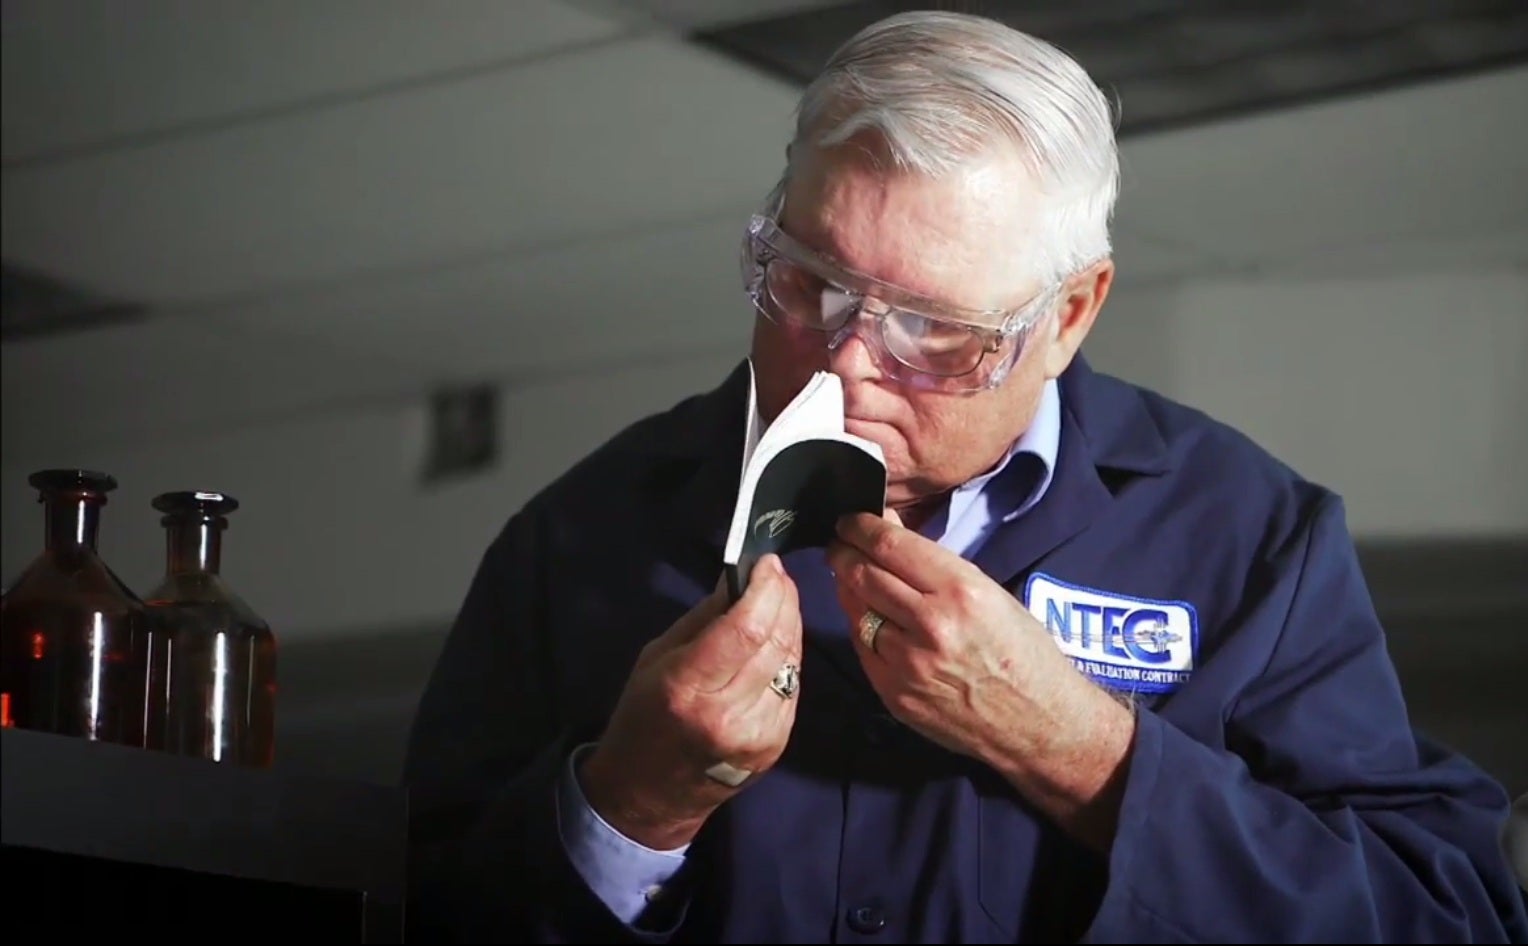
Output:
[{"xmin": 723, "ymin": 363, "xmax": 887, "ymax": 601}]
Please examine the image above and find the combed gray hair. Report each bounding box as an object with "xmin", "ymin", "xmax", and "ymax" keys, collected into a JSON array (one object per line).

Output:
[{"xmin": 784, "ymin": 10, "xmax": 1121, "ymax": 285}]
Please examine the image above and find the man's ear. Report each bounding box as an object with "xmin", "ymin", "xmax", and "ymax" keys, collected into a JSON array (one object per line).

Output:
[{"xmin": 1043, "ymin": 258, "xmax": 1115, "ymax": 379}]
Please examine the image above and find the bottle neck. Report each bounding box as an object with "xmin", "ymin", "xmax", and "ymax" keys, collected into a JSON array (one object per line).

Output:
[
  {"xmin": 45, "ymin": 496, "xmax": 102, "ymax": 552},
  {"xmin": 166, "ymin": 518, "xmax": 222, "ymax": 574}
]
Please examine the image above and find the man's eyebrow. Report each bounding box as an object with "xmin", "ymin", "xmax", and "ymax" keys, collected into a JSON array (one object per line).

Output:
[
  {"xmin": 777, "ymin": 209, "xmax": 1025, "ymax": 317},
  {"xmin": 781, "ymin": 221, "xmax": 937, "ymax": 301}
]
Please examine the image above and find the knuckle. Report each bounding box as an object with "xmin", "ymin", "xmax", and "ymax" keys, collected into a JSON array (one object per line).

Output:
[
  {"xmin": 694, "ymin": 708, "xmax": 732, "ymax": 750},
  {"xmin": 870, "ymin": 529, "xmax": 899, "ymax": 563},
  {"xmin": 732, "ymin": 612, "xmax": 772, "ymax": 648},
  {"xmin": 659, "ymin": 682, "xmax": 693, "ymax": 721},
  {"xmin": 637, "ymin": 637, "xmax": 666, "ymax": 663},
  {"xmin": 747, "ymin": 723, "xmax": 788, "ymax": 760},
  {"xmin": 846, "ymin": 558, "xmax": 874, "ymax": 592},
  {"xmin": 948, "ymin": 580, "xmax": 982, "ymax": 614},
  {"xmin": 924, "ymin": 612, "xmax": 958, "ymax": 649}
]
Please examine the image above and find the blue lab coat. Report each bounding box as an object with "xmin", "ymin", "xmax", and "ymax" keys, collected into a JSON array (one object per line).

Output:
[{"xmin": 403, "ymin": 357, "xmax": 1528, "ymax": 943}]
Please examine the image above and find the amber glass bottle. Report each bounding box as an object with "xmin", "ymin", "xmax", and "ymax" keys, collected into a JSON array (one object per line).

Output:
[
  {"xmin": 143, "ymin": 491, "xmax": 276, "ymax": 767},
  {"xmin": 0, "ymin": 469, "xmax": 152, "ymax": 746}
]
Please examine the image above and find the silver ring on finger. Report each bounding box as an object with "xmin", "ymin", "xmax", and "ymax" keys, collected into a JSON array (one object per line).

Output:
[
  {"xmin": 769, "ymin": 661, "xmax": 800, "ymax": 700},
  {"xmin": 858, "ymin": 609, "xmax": 887, "ymax": 653}
]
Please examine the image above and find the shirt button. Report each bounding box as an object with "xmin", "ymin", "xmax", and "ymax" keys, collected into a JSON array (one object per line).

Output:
[{"xmin": 847, "ymin": 904, "xmax": 887, "ymax": 934}]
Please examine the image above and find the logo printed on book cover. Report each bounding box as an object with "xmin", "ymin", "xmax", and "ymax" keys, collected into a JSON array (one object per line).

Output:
[
  {"xmin": 723, "ymin": 364, "xmax": 885, "ymax": 602},
  {"xmin": 753, "ymin": 509, "xmax": 797, "ymax": 540},
  {"xmin": 1024, "ymin": 572, "xmax": 1198, "ymax": 694}
]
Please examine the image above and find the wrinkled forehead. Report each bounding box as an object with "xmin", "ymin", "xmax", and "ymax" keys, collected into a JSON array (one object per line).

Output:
[{"xmin": 775, "ymin": 142, "xmax": 1047, "ymax": 315}]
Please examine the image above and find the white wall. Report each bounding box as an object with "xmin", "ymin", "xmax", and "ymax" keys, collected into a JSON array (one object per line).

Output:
[
  {"xmin": 1175, "ymin": 270, "xmax": 1526, "ymax": 539},
  {"xmin": 1085, "ymin": 268, "xmax": 1528, "ymax": 540},
  {"xmin": 6, "ymin": 265, "xmax": 1524, "ymax": 640}
]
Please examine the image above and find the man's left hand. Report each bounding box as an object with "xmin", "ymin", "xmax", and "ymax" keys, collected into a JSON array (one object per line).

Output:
[{"xmin": 825, "ymin": 510, "xmax": 1136, "ymax": 850}]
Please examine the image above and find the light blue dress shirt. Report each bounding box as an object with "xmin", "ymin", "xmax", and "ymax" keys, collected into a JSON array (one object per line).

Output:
[{"xmin": 554, "ymin": 378, "xmax": 1063, "ymax": 924}]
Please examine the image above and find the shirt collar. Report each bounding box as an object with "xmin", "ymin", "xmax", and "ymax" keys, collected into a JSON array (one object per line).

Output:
[{"xmin": 953, "ymin": 376, "xmax": 1061, "ymax": 519}]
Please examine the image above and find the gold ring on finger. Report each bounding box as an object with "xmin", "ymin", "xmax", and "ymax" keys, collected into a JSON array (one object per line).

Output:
[{"xmin": 858, "ymin": 610, "xmax": 886, "ymax": 653}]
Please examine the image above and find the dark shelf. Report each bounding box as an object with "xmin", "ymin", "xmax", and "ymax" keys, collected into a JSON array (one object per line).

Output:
[{"xmin": 1, "ymin": 727, "xmax": 408, "ymax": 942}]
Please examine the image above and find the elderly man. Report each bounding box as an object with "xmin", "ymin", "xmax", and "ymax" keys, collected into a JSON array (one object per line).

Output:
[{"xmin": 403, "ymin": 11, "xmax": 1527, "ymax": 943}]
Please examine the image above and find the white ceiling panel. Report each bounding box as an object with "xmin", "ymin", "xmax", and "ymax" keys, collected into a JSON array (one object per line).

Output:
[
  {"xmin": 1, "ymin": 211, "xmax": 762, "ymax": 458},
  {"xmin": 1113, "ymin": 65, "xmax": 1528, "ymax": 266},
  {"xmin": 0, "ymin": 314, "xmax": 411, "ymax": 458},
  {"xmin": 1, "ymin": 0, "xmax": 624, "ymax": 163},
  {"xmin": 1, "ymin": 33, "xmax": 799, "ymax": 307},
  {"xmin": 205, "ymin": 211, "xmax": 758, "ymax": 377}
]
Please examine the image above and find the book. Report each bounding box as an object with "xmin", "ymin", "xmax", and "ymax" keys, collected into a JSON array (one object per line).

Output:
[{"xmin": 723, "ymin": 361, "xmax": 888, "ymax": 601}]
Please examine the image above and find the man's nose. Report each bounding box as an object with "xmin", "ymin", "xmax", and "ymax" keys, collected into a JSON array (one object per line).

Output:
[{"xmin": 826, "ymin": 317, "xmax": 883, "ymax": 383}]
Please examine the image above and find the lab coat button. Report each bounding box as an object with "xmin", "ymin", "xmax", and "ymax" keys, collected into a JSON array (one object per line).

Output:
[{"xmin": 847, "ymin": 905, "xmax": 886, "ymax": 933}]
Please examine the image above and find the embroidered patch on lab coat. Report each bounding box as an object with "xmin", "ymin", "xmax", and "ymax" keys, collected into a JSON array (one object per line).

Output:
[{"xmin": 1024, "ymin": 573, "xmax": 1199, "ymax": 694}]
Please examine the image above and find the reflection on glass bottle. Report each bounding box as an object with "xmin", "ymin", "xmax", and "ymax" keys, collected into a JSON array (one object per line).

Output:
[
  {"xmin": 144, "ymin": 491, "xmax": 276, "ymax": 767},
  {"xmin": 0, "ymin": 470, "xmax": 152, "ymax": 746}
]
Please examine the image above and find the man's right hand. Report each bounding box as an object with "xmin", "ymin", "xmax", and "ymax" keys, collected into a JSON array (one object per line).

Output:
[{"xmin": 577, "ymin": 553, "xmax": 803, "ymax": 850}]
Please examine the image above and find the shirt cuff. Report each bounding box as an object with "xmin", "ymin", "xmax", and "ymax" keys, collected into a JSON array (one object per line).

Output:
[{"xmin": 554, "ymin": 742, "xmax": 690, "ymax": 925}]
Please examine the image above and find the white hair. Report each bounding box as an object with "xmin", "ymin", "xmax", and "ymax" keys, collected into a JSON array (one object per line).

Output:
[{"xmin": 783, "ymin": 10, "xmax": 1121, "ymax": 286}]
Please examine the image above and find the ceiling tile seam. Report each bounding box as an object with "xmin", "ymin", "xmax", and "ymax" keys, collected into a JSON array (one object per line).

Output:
[{"xmin": 1, "ymin": 27, "xmax": 660, "ymax": 172}]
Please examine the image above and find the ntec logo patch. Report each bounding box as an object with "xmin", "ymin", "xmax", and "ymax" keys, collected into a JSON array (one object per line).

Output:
[{"xmin": 1024, "ymin": 573, "xmax": 1199, "ymax": 694}]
